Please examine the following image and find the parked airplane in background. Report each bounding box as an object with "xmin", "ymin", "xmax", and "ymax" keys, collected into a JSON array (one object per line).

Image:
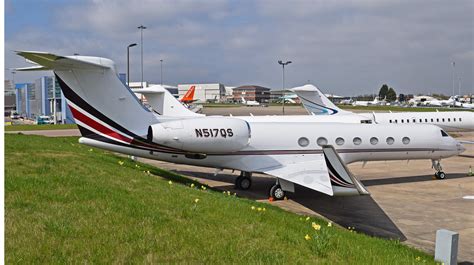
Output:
[
  {"xmin": 15, "ymin": 51, "xmax": 465, "ymax": 200},
  {"xmin": 352, "ymin": 97, "xmax": 386, "ymax": 107},
  {"xmin": 292, "ymin": 84, "xmax": 474, "ymax": 132},
  {"xmin": 180, "ymin": 85, "xmax": 197, "ymax": 104},
  {"xmin": 241, "ymin": 97, "xmax": 260, "ymax": 106}
]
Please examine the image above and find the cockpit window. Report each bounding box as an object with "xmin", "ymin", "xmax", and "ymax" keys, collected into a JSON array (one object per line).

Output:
[
  {"xmin": 441, "ymin": 130, "xmax": 449, "ymax": 137},
  {"xmin": 360, "ymin": 120, "xmax": 372, "ymax": 124}
]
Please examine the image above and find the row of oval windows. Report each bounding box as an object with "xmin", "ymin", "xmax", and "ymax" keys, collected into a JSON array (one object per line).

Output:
[
  {"xmin": 298, "ymin": 136, "xmax": 410, "ymax": 147},
  {"xmin": 389, "ymin": 117, "xmax": 463, "ymax": 124}
]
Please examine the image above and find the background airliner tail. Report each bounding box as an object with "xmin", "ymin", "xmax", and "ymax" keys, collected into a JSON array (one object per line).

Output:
[
  {"xmin": 290, "ymin": 84, "xmax": 350, "ymax": 115},
  {"xmin": 16, "ymin": 51, "xmax": 158, "ymax": 139}
]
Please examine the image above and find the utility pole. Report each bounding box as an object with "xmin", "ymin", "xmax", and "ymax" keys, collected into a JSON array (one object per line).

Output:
[
  {"xmin": 138, "ymin": 25, "xmax": 147, "ymax": 88},
  {"xmin": 452, "ymin": 61, "xmax": 455, "ymax": 96},
  {"xmin": 278, "ymin": 60, "xmax": 292, "ymax": 115}
]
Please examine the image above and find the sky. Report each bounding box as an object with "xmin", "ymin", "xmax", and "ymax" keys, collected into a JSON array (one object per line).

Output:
[{"xmin": 4, "ymin": 0, "xmax": 474, "ymax": 96}]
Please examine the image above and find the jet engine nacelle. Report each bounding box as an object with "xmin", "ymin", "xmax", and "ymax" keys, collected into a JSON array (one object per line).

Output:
[{"xmin": 148, "ymin": 117, "xmax": 251, "ymax": 153}]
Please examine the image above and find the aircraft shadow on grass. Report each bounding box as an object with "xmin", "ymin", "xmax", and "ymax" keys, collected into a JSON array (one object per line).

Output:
[{"xmin": 168, "ymin": 169, "xmax": 407, "ymax": 241}]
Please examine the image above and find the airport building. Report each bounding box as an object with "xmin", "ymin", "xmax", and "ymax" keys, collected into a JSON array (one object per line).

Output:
[
  {"xmin": 14, "ymin": 76, "xmax": 74, "ymax": 123},
  {"xmin": 4, "ymin": 80, "xmax": 16, "ymax": 116},
  {"xmin": 178, "ymin": 83, "xmax": 226, "ymax": 103},
  {"xmin": 233, "ymin": 85, "xmax": 271, "ymax": 103}
]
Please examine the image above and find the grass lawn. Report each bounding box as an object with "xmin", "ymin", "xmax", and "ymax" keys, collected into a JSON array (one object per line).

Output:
[
  {"xmin": 5, "ymin": 134, "xmax": 438, "ymax": 264},
  {"xmin": 4, "ymin": 124, "xmax": 78, "ymax": 131}
]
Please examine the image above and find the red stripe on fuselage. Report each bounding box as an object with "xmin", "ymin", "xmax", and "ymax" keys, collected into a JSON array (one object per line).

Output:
[{"xmin": 69, "ymin": 105, "xmax": 132, "ymax": 144}]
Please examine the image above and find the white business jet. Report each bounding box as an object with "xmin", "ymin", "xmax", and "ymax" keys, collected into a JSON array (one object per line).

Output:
[
  {"xmin": 15, "ymin": 51, "xmax": 465, "ymax": 200},
  {"xmin": 241, "ymin": 97, "xmax": 261, "ymax": 106},
  {"xmin": 291, "ymin": 84, "xmax": 474, "ymax": 132}
]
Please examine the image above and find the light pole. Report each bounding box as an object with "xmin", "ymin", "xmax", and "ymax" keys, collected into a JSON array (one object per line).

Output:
[
  {"xmin": 278, "ymin": 60, "xmax": 292, "ymax": 115},
  {"xmin": 452, "ymin": 61, "xmax": 455, "ymax": 96},
  {"xmin": 138, "ymin": 25, "xmax": 147, "ymax": 88},
  {"xmin": 160, "ymin": 59, "xmax": 163, "ymax": 85},
  {"xmin": 127, "ymin": 43, "xmax": 137, "ymax": 86}
]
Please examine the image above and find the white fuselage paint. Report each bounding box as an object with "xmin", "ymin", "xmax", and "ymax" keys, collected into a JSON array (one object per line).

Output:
[{"xmin": 80, "ymin": 121, "xmax": 464, "ymax": 174}]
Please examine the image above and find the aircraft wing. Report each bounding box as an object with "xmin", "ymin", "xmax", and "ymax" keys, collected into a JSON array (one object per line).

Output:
[
  {"xmin": 260, "ymin": 146, "xmax": 369, "ymax": 196},
  {"xmin": 263, "ymin": 154, "xmax": 334, "ymax": 196}
]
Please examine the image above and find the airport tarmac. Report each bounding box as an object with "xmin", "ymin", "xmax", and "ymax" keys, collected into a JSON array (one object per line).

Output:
[{"xmin": 8, "ymin": 106, "xmax": 474, "ymax": 262}]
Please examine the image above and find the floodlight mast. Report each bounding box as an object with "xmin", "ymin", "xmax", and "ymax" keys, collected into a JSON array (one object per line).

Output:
[
  {"xmin": 127, "ymin": 43, "xmax": 137, "ymax": 86},
  {"xmin": 138, "ymin": 25, "xmax": 147, "ymax": 88},
  {"xmin": 278, "ymin": 60, "xmax": 292, "ymax": 115}
]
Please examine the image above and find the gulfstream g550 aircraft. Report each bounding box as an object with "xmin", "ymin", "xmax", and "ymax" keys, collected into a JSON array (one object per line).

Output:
[
  {"xmin": 291, "ymin": 84, "xmax": 474, "ymax": 132},
  {"xmin": 15, "ymin": 51, "xmax": 465, "ymax": 200}
]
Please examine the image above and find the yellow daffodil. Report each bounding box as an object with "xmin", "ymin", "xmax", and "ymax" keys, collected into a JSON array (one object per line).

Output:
[
  {"xmin": 118, "ymin": 161, "xmax": 124, "ymax": 166},
  {"xmin": 190, "ymin": 183, "xmax": 195, "ymax": 188},
  {"xmin": 304, "ymin": 234, "xmax": 311, "ymax": 240},
  {"xmin": 226, "ymin": 191, "xmax": 231, "ymax": 196},
  {"xmin": 88, "ymin": 149, "xmax": 93, "ymax": 152},
  {"xmin": 251, "ymin": 206, "xmax": 256, "ymax": 210},
  {"xmin": 194, "ymin": 198, "xmax": 200, "ymax": 203},
  {"xmin": 201, "ymin": 186, "xmax": 207, "ymax": 190},
  {"xmin": 305, "ymin": 217, "xmax": 310, "ymax": 221},
  {"xmin": 168, "ymin": 180, "xmax": 173, "ymax": 185},
  {"xmin": 415, "ymin": 257, "xmax": 421, "ymax": 261},
  {"xmin": 312, "ymin": 222, "xmax": 321, "ymax": 231},
  {"xmin": 262, "ymin": 208, "xmax": 266, "ymax": 211},
  {"xmin": 257, "ymin": 207, "xmax": 262, "ymax": 211},
  {"xmin": 327, "ymin": 222, "xmax": 332, "ymax": 227},
  {"xmin": 233, "ymin": 193, "xmax": 237, "ymax": 196}
]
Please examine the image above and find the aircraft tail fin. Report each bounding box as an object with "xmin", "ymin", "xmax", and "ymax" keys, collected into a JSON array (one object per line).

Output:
[
  {"xmin": 16, "ymin": 51, "xmax": 158, "ymax": 141},
  {"xmin": 290, "ymin": 84, "xmax": 349, "ymax": 115},
  {"xmin": 180, "ymin": 85, "xmax": 196, "ymax": 103},
  {"xmin": 133, "ymin": 86, "xmax": 203, "ymax": 117}
]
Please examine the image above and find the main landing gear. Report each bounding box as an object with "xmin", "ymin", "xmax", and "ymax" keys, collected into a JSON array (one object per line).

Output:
[
  {"xmin": 235, "ymin": 171, "xmax": 252, "ymax": 190},
  {"xmin": 432, "ymin": 159, "xmax": 446, "ymax": 180},
  {"xmin": 269, "ymin": 180, "xmax": 286, "ymax": 201}
]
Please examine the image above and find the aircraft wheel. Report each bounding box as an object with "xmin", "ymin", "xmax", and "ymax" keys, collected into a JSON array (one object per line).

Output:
[
  {"xmin": 235, "ymin": 176, "xmax": 252, "ymax": 190},
  {"xmin": 435, "ymin": 171, "xmax": 446, "ymax": 180},
  {"xmin": 270, "ymin": 184, "xmax": 285, "ymax": 200}
]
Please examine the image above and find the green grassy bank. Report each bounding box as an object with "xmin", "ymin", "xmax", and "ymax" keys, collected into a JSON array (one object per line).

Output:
[{"xmin": 5, "ymin": 134, "xmax": 437, "ymax": 264}]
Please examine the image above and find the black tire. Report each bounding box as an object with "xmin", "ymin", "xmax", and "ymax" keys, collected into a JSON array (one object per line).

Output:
[
  {"xmin": 236, "ymin": 176, "xmax": 252, "ymax": 190},
  {"xmin": 269, "ymin": 184, "xmax": 285, "ymax": 200},
  {"xmin": 436, "ymin": 172, "xmax": 446, "ymax": 180}
]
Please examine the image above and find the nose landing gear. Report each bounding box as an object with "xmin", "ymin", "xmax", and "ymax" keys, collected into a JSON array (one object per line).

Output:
[{"xmin": 432, "ymin": 160, "xmax": 446, "ymax": 180}]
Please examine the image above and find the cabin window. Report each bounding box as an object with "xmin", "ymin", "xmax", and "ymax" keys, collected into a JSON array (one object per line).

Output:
[
  {"xmin": 460, "ymin": 118, "xmax": 462, "ymax": 122},
  {"xmin": 386, "ymin": 137, "xmax": 395, "ymax": 145},
  {"xmin": 394, "ymin": 119, "xmax": 398, "ymax": 123},
  {"xmin": 317, "ymin": 137, "xmax": 328, "ymax": 146},
  {"xmin": 454, "ymin": 118, "xmax": 456, "ymax": 122},
  {"xmin": 370, "ymin": 137, "xmax": 379, "ymax": 145},
  {"xmin": 407, "ymin": 119, "xmax": 409, "ymax": 123},
  {"xmin": 389, "ymin": 120, "xmax": 392, "ymax": 123},
  {"xmin": 441, "ymin": 130, "xmax": 449, "ymax": 137},
  {"xmin": 448, "ymin": 118, "xmax": 450, "ymax": 122},
  {"xmin": 353, "ymin": 137, "xmax": 362, "ymax": 145},
  {"xmin": 413, "ymin": 119, "xmax": 416, "ymax": 123},
  {"xmin": 442, "ymin": 118, "xmax": 445, "ymax": 122},
  {"xmin": 335, "ymin": 137, "xmax": 345, "ymax": 146},
  {"xmin": 402, "ymin": 137, "xmax": 410, "ymax": 145},
  {"xmin": 298, "ymin": 137, "xmax": 310, "ymax": 147},
  {"xmin": 425, "ymin": 118, "xmax": 428, "ymax": 122},
  {"xmin": 419, "ymin": 119, "xmax": 422, "ymax": 122},
  {"xmin": 436, "ymin": 118, "xmax": 439, "ymax": 122},
  {"xmin": 431, "ymin": 118, "xmax": 434, "ymax": 122},
  {"xmin": 401, "ymin": 120, "xmax": 404, "ymax": 123}
]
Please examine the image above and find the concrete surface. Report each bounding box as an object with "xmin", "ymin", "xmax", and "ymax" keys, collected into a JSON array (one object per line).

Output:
[{"xmin": 6, "ymin": 106, "xmax": 474, "ymax": 262}]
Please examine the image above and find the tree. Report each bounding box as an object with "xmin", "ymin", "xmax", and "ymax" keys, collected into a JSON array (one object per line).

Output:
[
  {"xmin": 378, "ymin": 84, "xmax": 389, "ymax": 99},
  {"xmin": 398, "ymin": 93, "xmax": 405, "ymax": 102},
  {"xmin": 386, "ymin": 87, "xmax": 397, "ymax": 102}
]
